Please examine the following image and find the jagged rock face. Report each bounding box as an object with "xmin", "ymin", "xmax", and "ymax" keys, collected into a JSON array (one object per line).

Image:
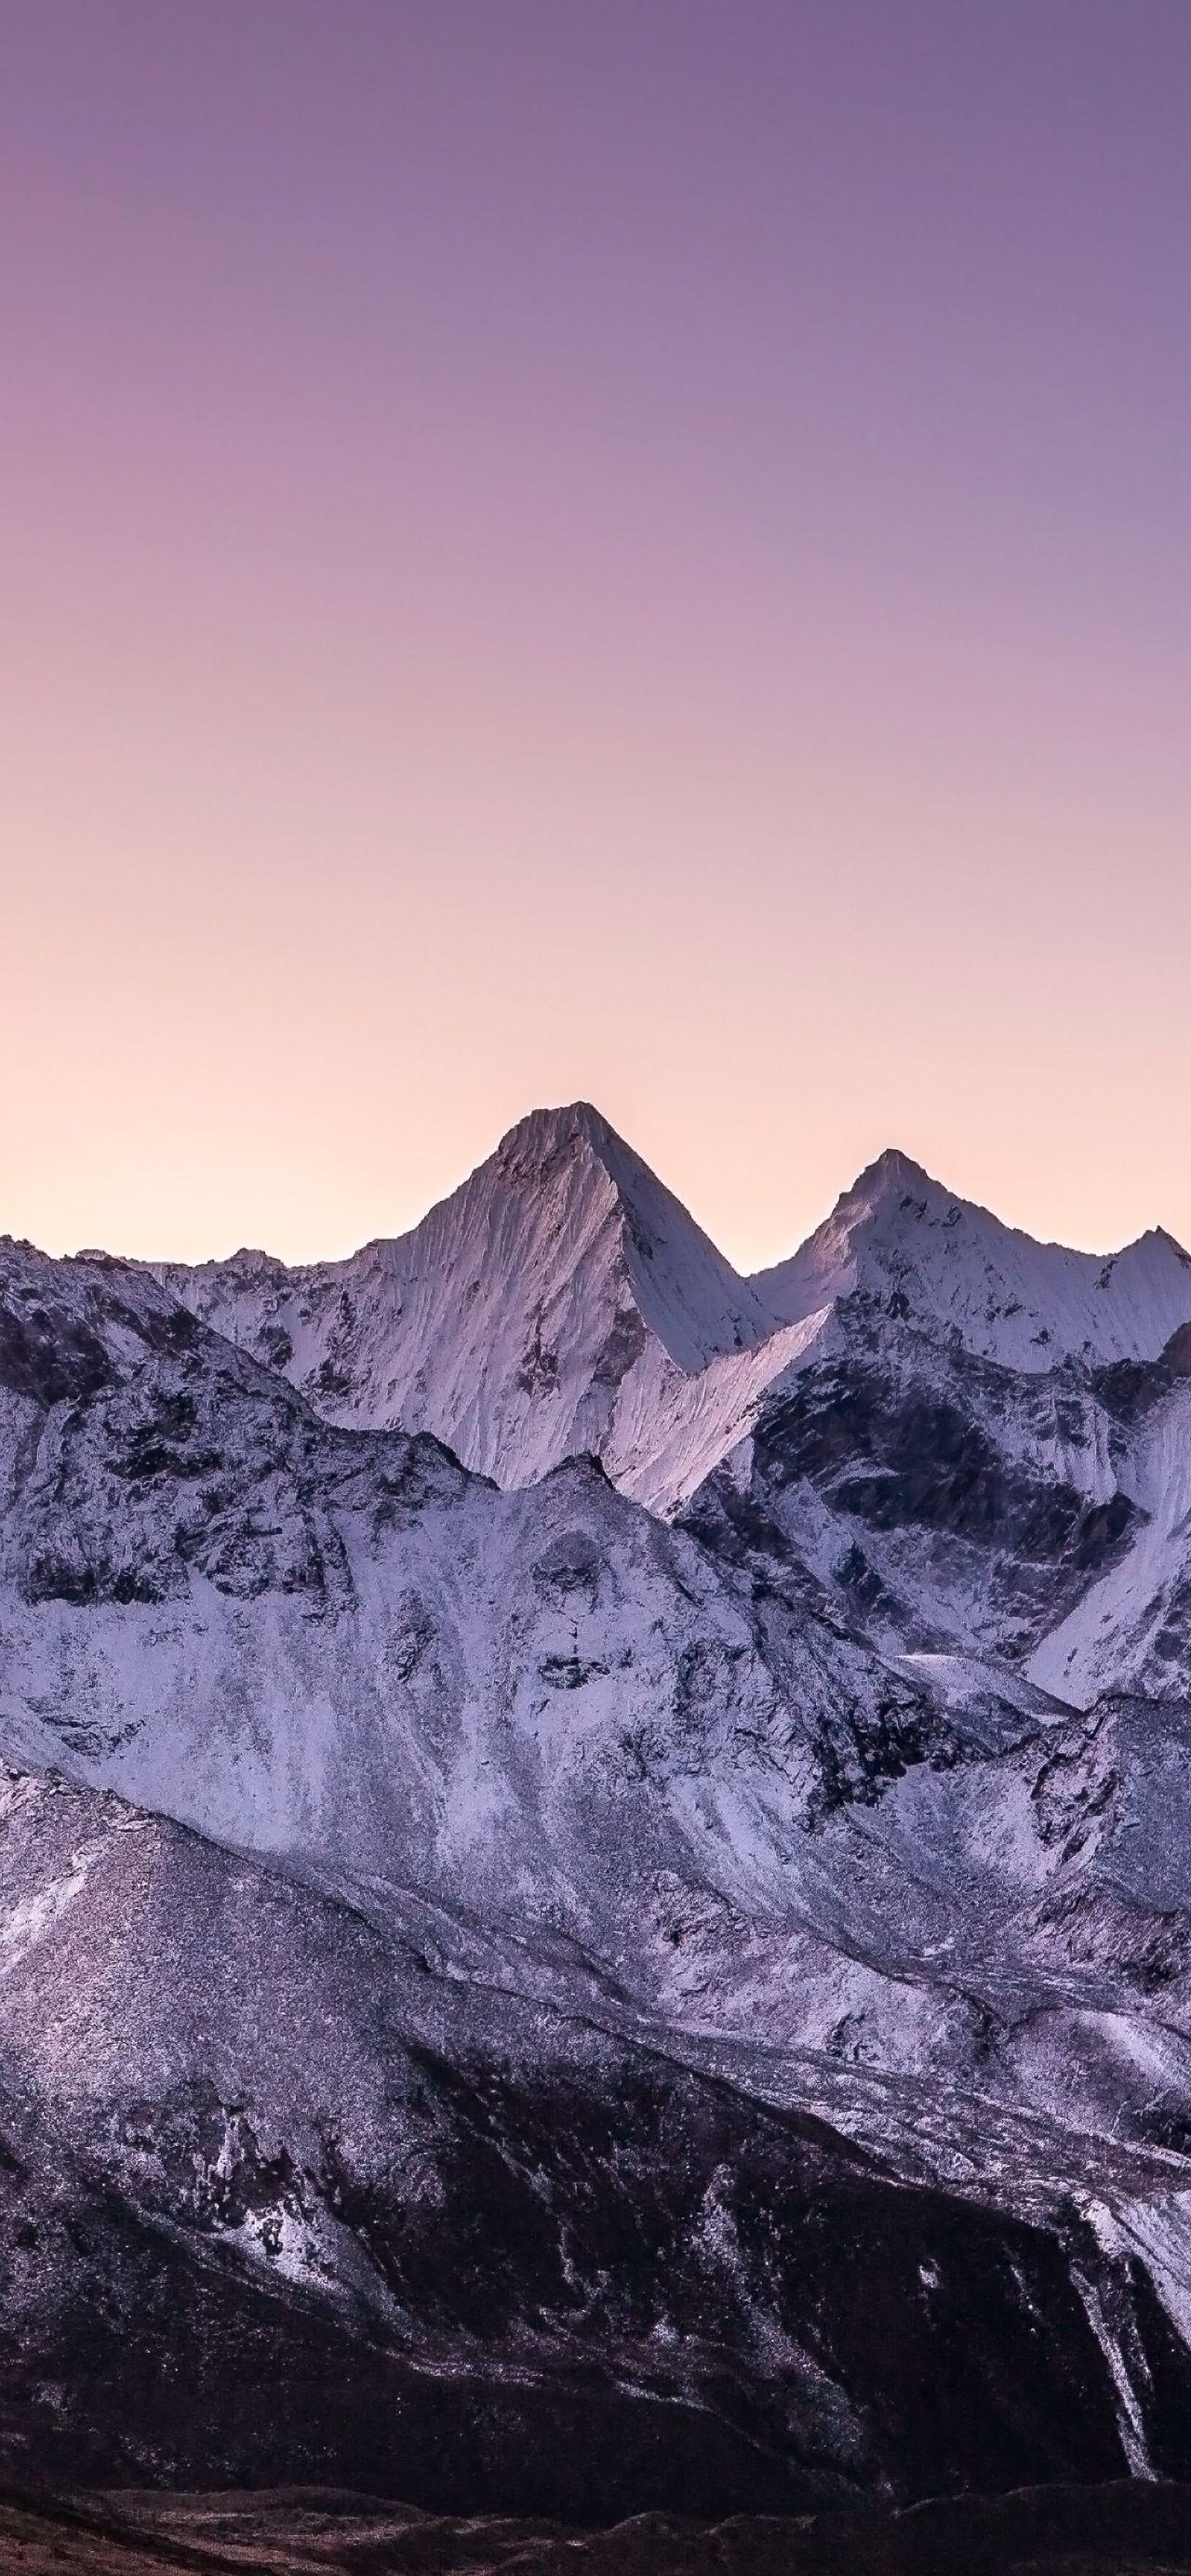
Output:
[
  {"xmin": 6, "ymin": 1117, "xmax": 1191, "ymax": 2506},
  {"xmin": 679, "ymin": 1301, "xmax": 1191, "ymax": 1720},
  {"xmin": 0, "ymin": 1236, "xmax": 198, "ymax": 1415},
  {"xmin": 1030, "ymin": 1368, "xmax": 1191, "ymax": 1706},
  {"xmin": 683, "ymin": 1304, "xmax": 1135, "ymax": 1666}
]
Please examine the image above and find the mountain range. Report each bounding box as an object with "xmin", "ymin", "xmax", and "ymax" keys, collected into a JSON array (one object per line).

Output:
[{"xmin": 6, "ymin": 1105, "xmax": 1191, "ymax": 2519}]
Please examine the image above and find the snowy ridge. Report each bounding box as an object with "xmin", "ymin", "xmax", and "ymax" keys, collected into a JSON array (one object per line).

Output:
[{"xmin": 755, "ymin": 1148, "xmax": 1191, "ymax": 1371}]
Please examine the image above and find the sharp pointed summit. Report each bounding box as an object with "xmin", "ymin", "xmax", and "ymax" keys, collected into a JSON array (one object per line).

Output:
[
  {"xmin": 154, "ymin": 1101, "xmax": 775, "ymax": 1488},
  {"xmin": 850, "ymin": 1145, "xmax": 934, "ymax": 1193}
]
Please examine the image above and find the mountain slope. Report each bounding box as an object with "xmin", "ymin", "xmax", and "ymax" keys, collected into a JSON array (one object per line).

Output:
[
  {"xmin": 6, "ymin": 1231, "xmax": 1191, "ymax": 2145},
  {"xmin": 4, "ymin": 1761, "xmax": 1191, "ymax": 2506},
  {"xmin": 0, "ymin": 1234, "xmax": 962, "ymax": 1997},
  {"xmin": 756, "ymin": 1151, "xmax": 1191, "ymax": 1372}
]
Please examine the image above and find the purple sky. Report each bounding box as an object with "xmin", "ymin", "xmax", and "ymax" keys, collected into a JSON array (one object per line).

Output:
[{"xmin": 2, "ymin": 2, "xmax": 1188, "ymax": 1262}]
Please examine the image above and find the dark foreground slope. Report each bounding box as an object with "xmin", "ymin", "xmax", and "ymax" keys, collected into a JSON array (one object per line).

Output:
[
  {"xmin": 10, "ymin": 2481, "xmax": 1191, "ymax": 2575},
  {"xmin": 7, "ymin": 1771, "xmax": 1191, "ymax": 2515}
]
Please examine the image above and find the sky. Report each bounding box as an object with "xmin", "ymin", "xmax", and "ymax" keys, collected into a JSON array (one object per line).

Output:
[{"xmin": 1, "ymin": 0, "xmax": 1188, "ymax": 1270}]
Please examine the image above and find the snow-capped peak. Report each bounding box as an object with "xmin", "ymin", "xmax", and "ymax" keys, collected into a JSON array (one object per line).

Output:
[
  {"xmin": 850, "ymin": 1145, "xmax": 933, "ymax": 1194},
  {"xmin": 493, "ymin": 1101, "xmax": 774, "ymax": 1372},
  {"xmin": 755, "ymin": 1150, "xmax": 1191, "ymax": 1371},
  {"xmin": 153, "ymin": 1103, "xmax": 774, "ymax": 1488},
  {"xmin": 140, "ymin": 1114, "xmax": 1191, "ymax": 1504}
]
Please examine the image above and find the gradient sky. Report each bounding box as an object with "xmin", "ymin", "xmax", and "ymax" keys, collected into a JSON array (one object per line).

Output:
[{"xmin": 2, "ymin": 0, "xmax": 1188, "ymax": 1269}]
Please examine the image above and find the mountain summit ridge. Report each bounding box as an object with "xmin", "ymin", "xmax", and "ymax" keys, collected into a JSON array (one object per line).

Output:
[
  {"xmin": 755, "ymin": 1142, "xmax": 1191, "ymax": 1372},
  {"xmin": 146, "ymin": 1106, "xmax": 1191, "ymax": 1500}
]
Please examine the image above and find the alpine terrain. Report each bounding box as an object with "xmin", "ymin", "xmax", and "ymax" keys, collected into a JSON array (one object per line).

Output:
[{"xmin": 6, "ymin": 1107, "xmax": 1191, "ymax": 2536}]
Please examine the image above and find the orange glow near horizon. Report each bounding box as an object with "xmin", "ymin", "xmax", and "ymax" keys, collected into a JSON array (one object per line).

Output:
[{"xmin": 2, "ymin": 3, "xmax": 1188, "ymax": 1273}]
